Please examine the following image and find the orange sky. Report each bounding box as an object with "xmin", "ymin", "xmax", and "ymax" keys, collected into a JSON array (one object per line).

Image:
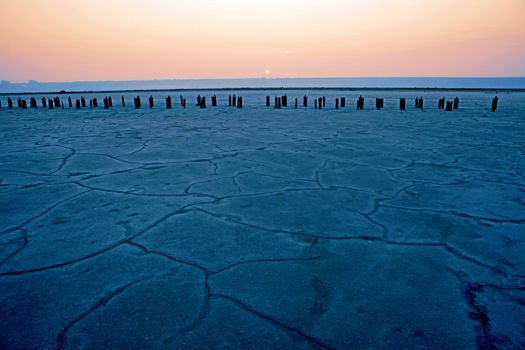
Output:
[{"xmin": 1, "ymin": 0, "xmax": 524, "ymax": 82}]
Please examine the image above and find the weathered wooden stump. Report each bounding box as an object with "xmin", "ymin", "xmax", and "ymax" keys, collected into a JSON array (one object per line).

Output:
[
  {"xmin": 7, "ymin": 98, "xmax": 13, "ymax": 109},
  {"xmin": 438, "ymin": 97, "xmax": 445, "ymax": 109},
  {"xmin": 282, "ymin": 95, "xmax": 288, "ymax": 107},
  {"xmin": 266, "ymin": 96, "xmax": 270, "ymax": 107},
  {"xmin": 400, "ymin": 98, "xmax": 406, "ymax": 111},
  {"xmin": 322, "ymin": 97, "xmax": 326, "ymax": 107},
  {"xmin": 93, "ymin": 98, "xmax": 98, "ymax": 108},
  {"xmin": 166, "ymin": 96, "xmax": 172, "ymax": 109},
  {"xmin": 341, "ymin": 97, "xmax": 346, "ymax": 108},
  {"xmin": 61, "ymin": 101, "xmax": 64, "ymax": 109},
  {"xmin": 492, "ymin": 96, "xmax": 498, "ymax": 112},
  {"xmin": 54, "ymin": 97, "xmax": 60, "ymax": 107},
  {"xmin": 121, "ymin": 96, "xmax": 125, "ymax": 107},
  {"xmin": 237, "ymin": 96, "xmax": 243, "ymax": 108},
  {"xmin": 30, "ymin": 98, "xmax": 37, "ymax": 109},
  {"xmin": 76, "ymin": 100, "xmax": 81, "ymax": 109},
  {"xmin": 303, "ymin": 95, "xmax": 308, "ymax": 107},
  {"xmin": 336, "ymin": 98, "xmax": 339, "ymax": 109},
  {"xmin": 314, "ymin": 99, "xmax": 318, "ymax": 109},
  {"xmin": 81, "ymin": 97, "xmax": 86, "ymax": 108},
  {"xmin": 212, "ymin": 95, "xmax": 217, "ymax": 107},
  {"xmin": 103, "ymin": 97, "xmax": 109, "ymax": 109},
  {"xmin": 48, "ymin": 99, "xmax": 54, "ymax": 109},
  {"xmin": 149, "ymin": 96, "xmax": 154, "ymax": 108},
  {"xmin": 22, "ymin": 100, "xmax": 27, "ymax": 109},
  {"xmin": 68, "ymin": 96, "xmax": 72, "ymax": 108},
  {"xmin": 197, "ymin": 95, "xmax": 202, "ymax": 107},
  {"xmin": 445, "ymin": 101, "xmax": 453, "ymax": 111},
  {"xmin": 357, "ymin": 96, "xmax": 364, "ymax": 110},
  {"xmin": 228, "ymin": 95, "xmax": 232, "ymax": 107},
  {"xmin": 232, "ymin": 95, "xmax": 237, "ymax": 107},
  {"xmin": 89, "ymin": 100, "xmax": 93, "ymax": 108},
  {"xmin": 201, "ymin": 97, "xmax": 207, "ymax": 109},
  {"xmin": 108, "ymin": 96, "xmax": 113, "ymax": 107},
  {"xmin": 17, "ymin": 98, "xmax": 22, "ymax": 108},
  {"xmin": 41, "ymin": 97, "xmax": 47, "ymax": 108},
  {"xmin": 295, "ymin": 98, "xmax": 298, "ymax": 109},
  {"xmin": 376, "ymin": 98, "xmax": 384, "ymax": 110},
  {"xmin": 417, "ymin": 97, "xmax": 423, "ymax": 110},
  {"xmin": 453, "ymin": 97, "xmax": 459, "ymax": 109}
]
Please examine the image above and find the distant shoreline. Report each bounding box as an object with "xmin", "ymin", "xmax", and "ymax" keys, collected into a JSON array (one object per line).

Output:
[{"xmin": 2, "ymin": 87, "xmax": 525, "ymax": 96}]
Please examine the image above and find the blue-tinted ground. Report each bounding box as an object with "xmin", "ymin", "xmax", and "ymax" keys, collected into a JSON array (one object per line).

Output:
[{"xmin": 0, "ymin": 90, "xmax": 524, "ymax": 349}]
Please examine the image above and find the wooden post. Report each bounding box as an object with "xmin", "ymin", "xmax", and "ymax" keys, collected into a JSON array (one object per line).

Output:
[
  {"xmin": 322, "ymin": 97, "xmax": 326, "ymax": 107},
  {"xmin": 7, "ymin": 98, "xmax": 13, "ymax": 109},
  {"xmin": 282, "ymin": 95, "xmax": 287, "ymax": 107},
  {"xmin": 22, "ymin": 100, "xmax": 27, "ymax": 109},
  {"xmin": 17, "ymin": 98, "xmax": 22, "ymax": 108},
  {"xmin": 149, "ymin": 96, "xmax": 154, "ymax": 108},
  {"xmin": 42, "ymin": 97, "xmax": 47, "ymax": 108},
  {"xmin": 61, "ymin": 101, "xmax": 64, "ymax": 109},
  {"xmin": 314, "ymin": 99, "xmax": 318, "ymax": 109},
  {"xmin": 341, "ymin": 97, "xmax": 346, "ymax": 108},
  {"xmin": 318, "ymin": 97, "xmax": 322, "ymax": 109},
  {"xmin": 336, "ymin": 98, "xmax": 339, "ymax": 109},
  {"xmin": 134, "ymin": 96, "xmax": 141, "ymax": 109},
  {"xmin": 76, "ymin": 100, "xmax": 81, "ymax": 109},
  {"xmin": 104, "ymin": 97, "xmax": 109, "ymax": 109},
  {"xmin": 415, "ymin": 98, "xmax": 419, "ymax": 109},
  {"xmin": 492, "ymin": 96, "xmax": 498, "ymax": 112},
  {"xmin": 166, "ymin": 96, "xmax": 172, "ymax": 109},
  {"xmin": 108, "ymin": 96, "xmax": 113, "ymax": 107},
  {"xmin": 266, "ymin": 96, "xmax": 270, "ymax": 107},
  {"xmin": 89, "ymin": 100, "xmax": 93, "ymax": 108},
  {"xmin": 197, "ymin": 95, "xmax": 202, "ymax": 107},
  {"xmin": 237, "ymin": 96, "xmax": 243, "ymax": 108},
  {"xmin": 228, "ymin": 95, "xmax": 232, "ymax": 107},
  {"xmin": 438, "ymin": 97, "xmax": 444, "ymax": 109},
  {"xmin": 81, "ymin": 97, "xmax": 86, "ymax": 108},
  {"xmin": 357, "ymin": 96, "xmax": 364, "ymax": 110},
  {"xmin": 376, "ymin": 98, "xmax": 381, "ymax": 110},
  {"xmin": 183, "ymin": 98, "xmax": 187, "ymax": 108},
  {"xmin": 49, "ymin": 99, "xmax": 54, "ymax": 109},
  {"xmin": 201, "ymin": 97, "xmax": 207, "ymax": 108},
  {"xmin": 232, "ymin": 95, "xmax": 237, "ymax": 107},
  {"xmin": 30, "ymin": 98, "xmax": 37, "ymax": 109},
  {"xmin": 445, "ymin": 101, "xmax": 453, "ymax": 111},
  {"xmin": 303, "ymin": 95, "xmax": 308, "ymax": 107},
  {"xmin": 212, "ymin": 95, "xmax": 217, "ymax": 107},
  {"xmin": 295, "ymin": 98, "xmax": 298, "ymax": 109},
  {"xmin": 93, "ymin": 98, "xmax": 98, "ymax": 108},
  {"xmin": 453, "ymin": 97, "xmax": 459, "ymax": 110},
  {"xmin": 180, "ymin": 95, "xmax": 184, "ymax": 107},
  {"xmin": 68, "ymin": 96, "xmax": 72, "ymax": 108},
  {"xmin": 122, "ymin": 96, "xmax": 125, "ymax": 107},
  {"xmin": 400, "ymin": 98, "xmax": 406, "ymax": 111}
]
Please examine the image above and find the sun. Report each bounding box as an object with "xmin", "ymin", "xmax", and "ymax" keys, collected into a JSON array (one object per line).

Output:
[{"xmin": 265, "ymin": 69, "xmax": 271, "ymax": 76}]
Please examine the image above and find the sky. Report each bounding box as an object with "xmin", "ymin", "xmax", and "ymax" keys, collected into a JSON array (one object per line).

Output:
[{"xmin": 0, "ymin": 0, "xmax": 524, "ymax": 82}]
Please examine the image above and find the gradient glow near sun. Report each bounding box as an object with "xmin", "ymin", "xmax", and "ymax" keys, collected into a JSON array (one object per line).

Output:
[{"xmin": 0, "ymin": 0, "xmax": 524, "ymax": 82}]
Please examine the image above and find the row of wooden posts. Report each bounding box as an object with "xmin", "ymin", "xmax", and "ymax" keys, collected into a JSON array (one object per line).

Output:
[{"xmin": 0, "ymin": 95, "xmax": 500, "ymax": 112}]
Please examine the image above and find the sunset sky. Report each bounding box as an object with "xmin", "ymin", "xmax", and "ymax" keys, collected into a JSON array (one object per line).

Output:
[{"xmin": 1, "ymin": 0, "xmax": 524, "ymax": 82}]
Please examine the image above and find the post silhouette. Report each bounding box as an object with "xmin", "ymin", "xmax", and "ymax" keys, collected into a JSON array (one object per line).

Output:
[
  {"xmin": 92, "ymin": 98, "xmax": 98, "ymax": 108},
  {"xmin": 314, "ymin": 99, "xmax": 318, "ymax": 109},
  {"xmin": 318, "ymin": 97, "xmax": 323, "ymax": 109},
  {"xmin": 22, "ymin": 100, "xmax": 27, "ymax": 109},
  {"xmin": 166, "ymin": 96, "xmax": 172, "ymax": 109},
  {"xmin": 237, "ymin": 96, "xmax": 243, "ymax": 108},
  {"xmin": 228, "ymin": 95, "xmax": 232, "ymax": 107},
  {"xmin": 322, "ymin": 97, "xmax": 326, "ymax": 107},
  {"xmin": 7, "ymin": 98, "xmax": 13, "ymax": 109},
  {"xmin": 121, "ymin": 96, "xmax": 125, "ymax": 107},
  {"xmin": 17, "ymin": 98, "xmax": 22, "ymax": 108},
  {"xmin": 445, "ymin": 101, "xmax": 453, "ymax": 111},
  {"xmin": 134, "ymin": 96, "xmax": 141, "ymax": 109},
  {"xmin": 212, "ymin": 95, "xmax": 217, "ymax": 107},
  {"xmin": 438, "ymin": 97, "xmax": 445, "ymax": 109},
  {"xmin": 266, "ymin": 96, "xmax": 270, "ymax": 107},
  {"xmin": 149, "ymin": 96, "xmax": 154, "ymax": 108},
  {"xmin": 295, "ymin": 98, "xmax": 298, "ymax": 109},
  {"xmin": 41, "ymin": 97, "xmax": 47, "ymax": 108},
  {"xmin": 453, "ymin": 97, "xmax": 459, "ymax": 110},
  {"xmin": 89, "ymin": 100, "xmax": 93, "ymax": 108},
  {"xmin": 30, "ymin": 98, "xmax": 37, "ymax": 109},
  {"xmin": 68, "ymin": 96, "xmax": 72, "ymax": 108},
  {"xmin": 415, "ymin": 98, "xmax": 419, "ymax": 109},
  {"xmin": 76, "ymin": 100, "xmax": 81, "ymax": 109},
  {"xmin": 282, "ymin": 95, "xmax": 288, "ymax": 107},
  {"xmin": 201, "ymin": 97, "xmax": 207, "ymax": 108},
  {"xmin": 341, "ymin": 97, "xmax": 346, "ymax": 108},
  {"xmin": 232, "ymin": 95, "xmax": 237, "ymax": 107},
  {"xmin": 400, "ymin": 98, "xmax": 406, "ymax": 111},
  {"xmin": 303, "ymin": 95, "xmax": 308, "ymax": 107},
  {"xmin": 492, "ymin": 96, "xmax": 498, "ymax": 112},
  {"xmin": 81, "ymin": 97, "xmax": 86, "ymax": 108},
  {"xmin": 108, "ymin": 96, "xmax": 113, "ymax": 107},
  {"xmin": 336, "ymin": 98, "xmax": 339, "ymax": 109},
  {"xmin": 104, "ymin": 97, "xmax": 109, "ymax": 109},
  {"xmin": 49, "ymin": 99, "xmax": 54, "ymax": 109}
]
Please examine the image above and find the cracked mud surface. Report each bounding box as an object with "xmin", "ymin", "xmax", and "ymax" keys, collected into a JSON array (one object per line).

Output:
[{"xmin": 1, "ymin": 90, "xmax": 524, "ymax": 349}]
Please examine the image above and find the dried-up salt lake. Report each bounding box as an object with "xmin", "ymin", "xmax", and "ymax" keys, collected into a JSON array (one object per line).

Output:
[{"xmin": 1, "ymin": 89, "xmax": 524, "ymax": 349}]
